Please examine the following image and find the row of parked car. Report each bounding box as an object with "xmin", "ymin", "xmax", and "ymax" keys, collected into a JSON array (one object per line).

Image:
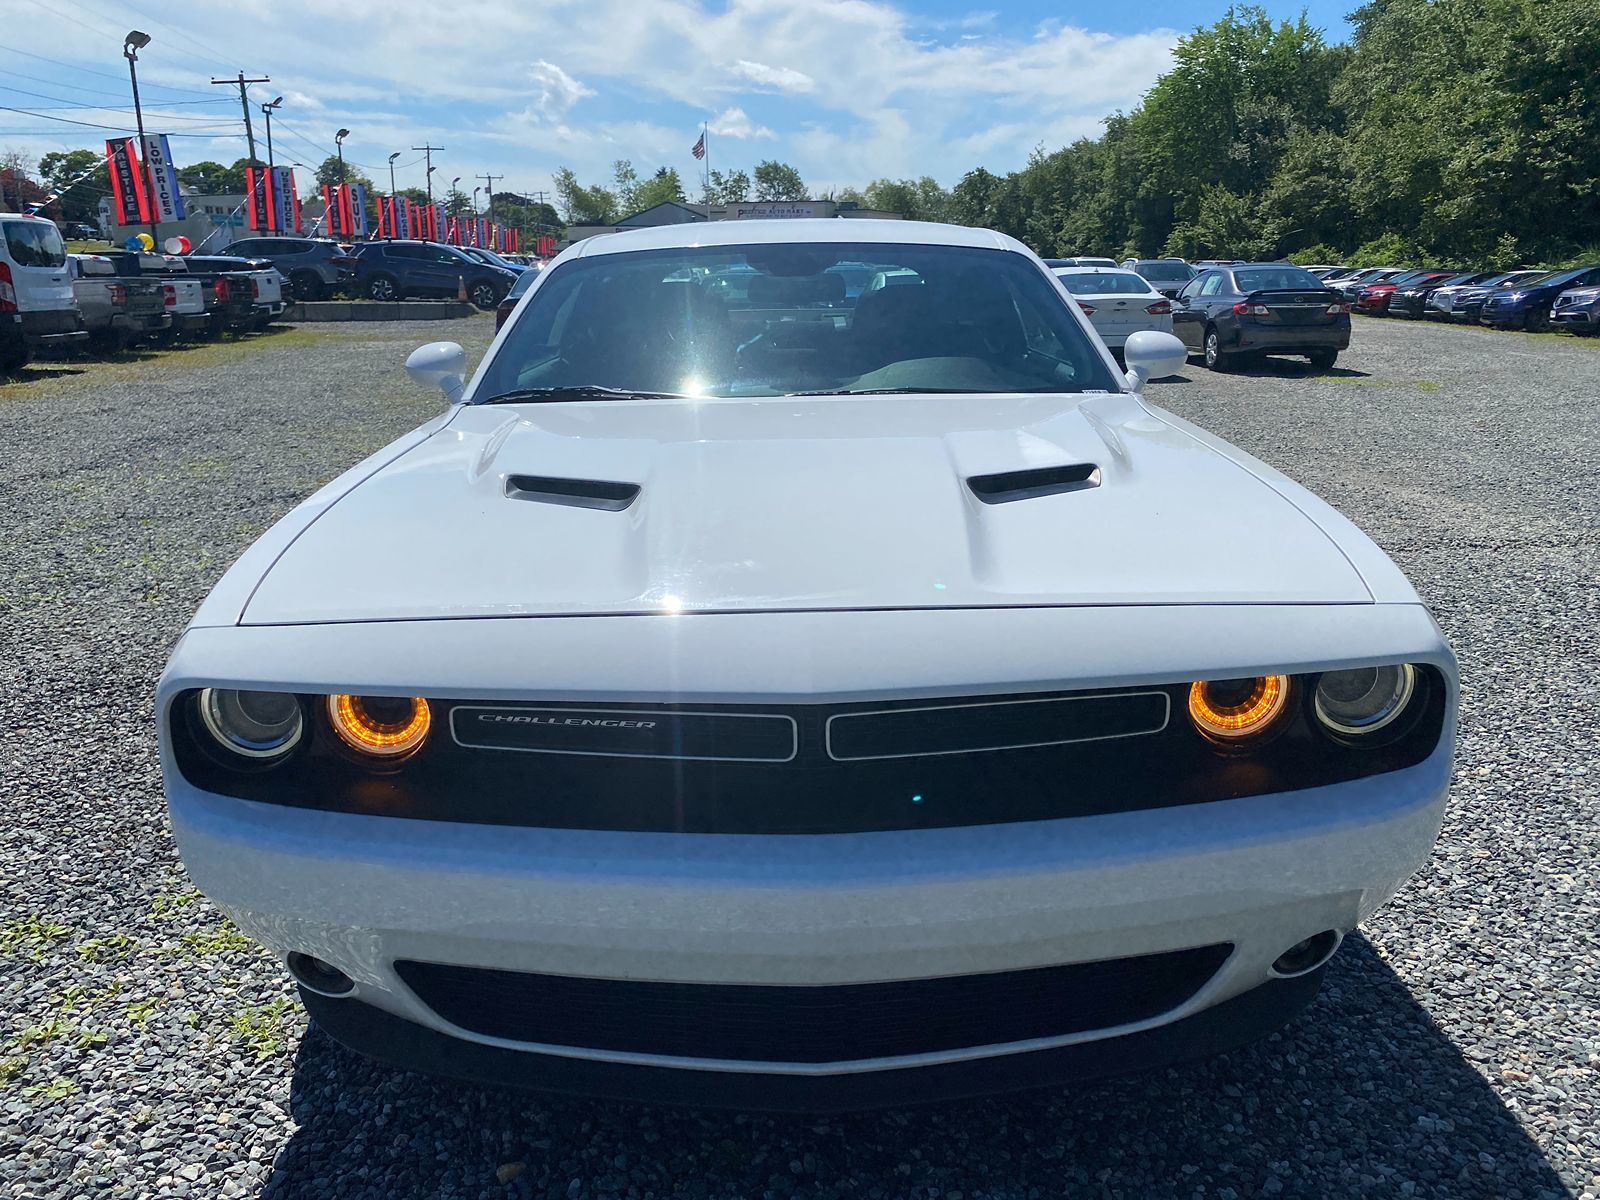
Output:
[
  {"xmin": 1305, "ymin": 263, "xmax": 1600, "ymax": 333},
  {"xmin": 216, "ymin": 235, "xmax": 538, "ymax": 307},
  {"xmin": 1, "ymin": 212, "xmax": 297, "ymax": 373}
]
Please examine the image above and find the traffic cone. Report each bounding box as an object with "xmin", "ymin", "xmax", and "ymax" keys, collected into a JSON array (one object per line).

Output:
[{"xmin": 457, "ymin": 275, "xmax": 468, "ymax": 302}]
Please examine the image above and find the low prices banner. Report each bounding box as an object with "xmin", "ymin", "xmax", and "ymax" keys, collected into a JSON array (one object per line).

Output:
[
  {"xmin": 105, "ymin": 138, "xmax": 151, "ymax": 226},
  {"xmin": 140, "ymin": 134, "xmax": 186, "ymax": 223}
]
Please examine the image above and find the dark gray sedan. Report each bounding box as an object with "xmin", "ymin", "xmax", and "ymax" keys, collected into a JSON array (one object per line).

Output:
[{"xmin": 1171, "ymin": 263, "xmax": 1351, "ymax": 371}]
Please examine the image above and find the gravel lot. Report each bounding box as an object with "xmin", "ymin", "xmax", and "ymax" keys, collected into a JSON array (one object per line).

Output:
[{"xmin": 2, "ymin": 316, "xmax": 1596, "ymax": 1200}]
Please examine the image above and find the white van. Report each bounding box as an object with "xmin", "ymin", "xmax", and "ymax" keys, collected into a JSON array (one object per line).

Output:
[{"xmin": 0, "ymin": 213, "xmax": 88, "ymax": 372}]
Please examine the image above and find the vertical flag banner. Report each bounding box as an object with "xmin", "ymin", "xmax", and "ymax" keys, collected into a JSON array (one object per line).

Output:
[
  {"xmin": 536, "ymin": 234, "xmax": 558, "ymax": 257},
  {"xmin": 337, "ymin": 185, "xmax": 356, "ymax": 240},
  {"xmin": 282, "ymin": 169, "xmax": 302, "ymax": 234},
  {"xmin": 140, "ymin": 134, "xmax": 186, "ymax": 223},
  {"xmin": 245, "ymin": 166, "xmax": 268, "ymax": 231},
  {"xmin": 321, "ymin": 184, "xmax": 337, "ymax": 235},
  {"xmin": 105, "ymin": 138, "xmax": 152, "ymax": 226},
  {"xmin": 350, "ymin": 184, "xmax": 368, "ymax": 238}
]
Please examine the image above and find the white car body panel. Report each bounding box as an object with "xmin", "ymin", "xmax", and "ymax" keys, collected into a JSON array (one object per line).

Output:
[
  {"xmin": 1052, "ymin": 267, "xmax": 1174, "ymax": 348},
  {"xmin": 159, "ymin": 217, "xmax": 1455, "ymax": 1094},
  {"xmin": 0, "ymin": 213, "xmax": 76, "ymax": 313}
]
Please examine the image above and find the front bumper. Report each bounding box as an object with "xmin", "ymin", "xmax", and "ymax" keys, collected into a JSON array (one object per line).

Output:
[
  {"xmin": 160, "ymin": 604, "xmax": 1453, "ymax": 1096},
  {"xmin": 1551, "ymin": 307, "xmax": 1599, "ymax": 328}
]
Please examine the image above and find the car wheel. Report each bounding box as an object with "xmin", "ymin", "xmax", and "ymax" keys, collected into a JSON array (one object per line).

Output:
[
  {"xmin": 366, "ymin": 274, "xmax": 401, "ymax": 302},
  {"xmin": 290, "ymin": 272, "xmax": 324, "ymax": 302},
  {"xmin": 1308, "ymin": 349, "xmax": 1338, "ymax": 370},
  {"xmin": 1203, "ymin": 327, "xmax": 1231, "ymax": 371},
  {"xmin": 469, "ymin": 281, "xmax": 501, "ymax": 310},
  {"xmin": 1524, "ymin": 305, "xmax": 1550, "ymax": 333}
]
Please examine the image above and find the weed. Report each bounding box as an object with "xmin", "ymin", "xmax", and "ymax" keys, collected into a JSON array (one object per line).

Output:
[
  {"xmin": 22, "ymin": 1076, "xmax": 76, "ymax": 1101},
  {"xmin": 75, "ymin": 933, "xmax": 138, "ymax": 962},
  {"xmin": 230, "ymin": 998, "xmax": 291, "ymax": 1059},
  {"xmin": 181, "ymin": 925, "xmax": 255, "ymax": 958},
  {"xmin": 150, "ymin": 889, "xmax": 202, "ymax": 919},
  {"xmin": 126, "ymin": 998, "xmax": 159, "ymax": 1027},
  {"xmin": 0, "ymin": 1057, "xmax": 25, "ymax": 1085},
  {"xmin": 0, "ymin": 916, "xmax": 72, "ymax": 959}
]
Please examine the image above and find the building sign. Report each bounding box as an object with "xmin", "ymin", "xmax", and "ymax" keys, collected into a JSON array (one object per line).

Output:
[{"xmin": 731, "ymin": 202, "xmax": 826, "ymax": 220}]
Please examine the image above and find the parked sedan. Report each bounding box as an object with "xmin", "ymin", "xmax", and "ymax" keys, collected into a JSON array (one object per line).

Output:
[
  {"xmin": 1121, "ymin": 258, "xmax": 1196, "ymax": 298},
  {"xmin": 1053, "ymin": 267, "xmax": 1173, "ymax": 350},
  {"xmin": 351, "ymin": 240, "xmax": 516, "ymax": 309},
  {"xmin": 156, "ymin": 218, "xmax": 1453, "ymax": 1109},
  {"xmin": 1428, "ymin": 270, "xmax": 1546, "ymax": 321},
  {"xmin": 1353, "ymin": 269, "xmax": 1458, "ymax": 316},
  {"xmin": 1172, "ymin": 262, "xmax": 1350, "ymax": 370},
  {"xmin": 1479, "ymin": 265, "xmax": 1600, "ymax": 331},
  {"xmin": 1550, "ymin": 284, "xmax": 1600, "ymax": 334},
  {"xmin": 1332, "ymin": 267, "xmax": 1407, "ymax": 300},
  {"xmin": 494, "ymin": 266, "xmax": 539, "ymax": 330},
  {"xmin": 1389, "ymin": 270, "xmax": 1498, "ymax": 319}
]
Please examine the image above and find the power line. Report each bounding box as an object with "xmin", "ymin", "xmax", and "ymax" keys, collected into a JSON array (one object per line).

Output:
[
  {"xmin": 210, "ymin": 72, "xmax": 269, "ymax": 163},
  {"xmin": 0, "ymin": 43, "xmax": 217, "ymax": 97},
  {"xmin": 86, "ymin": 0, "xmax": 238, "ymax": 70},
  {"xmin": 0, "ymin": 105, "xmax": 237, "ymax": 137},
  {"xmin": 0, "ymin": 83, "xmax": 240, "ymax": 123}
]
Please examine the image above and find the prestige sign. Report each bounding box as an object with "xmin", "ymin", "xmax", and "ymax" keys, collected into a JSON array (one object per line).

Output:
[{"xmin": 731, "ymin": 202, "xmax": 827, "ymax": 220}]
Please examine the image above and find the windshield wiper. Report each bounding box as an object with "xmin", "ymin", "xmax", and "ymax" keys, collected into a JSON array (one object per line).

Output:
[
  {"xmin": 783, "ymin": 386, "xmax": 993, "ymax": 396},
  {"xmin": 475, "ymin": 385, "xmax": 691, "ymax": 405}
]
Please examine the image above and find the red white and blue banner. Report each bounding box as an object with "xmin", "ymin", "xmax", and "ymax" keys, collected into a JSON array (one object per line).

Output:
[
  {"xmin": 277, "ymin": 168, "xmax": 299, "ymax": 235},
  {"xmin": 140, "ymin": 134, "xmax": 186, "ymax": 223},
  {"xmin": 105, "ymin": 138, "xmax": 151, "ymax": 226}
]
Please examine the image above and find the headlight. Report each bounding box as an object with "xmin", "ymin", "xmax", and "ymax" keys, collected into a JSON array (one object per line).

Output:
[
  {"xmin": 1188, "ymin": 675, "xmax": 1291, "ymax": 744},
  {"xmin": 327, "ymin": 694, "xmax": 431, "ymax": 760},
  {"xmin": 196, "ymin": 688, "xmax": 304, "ymax": 761},
  {"xmin": 1314, "ymin": 665, "xmax": 1417, "ymax": 740}
]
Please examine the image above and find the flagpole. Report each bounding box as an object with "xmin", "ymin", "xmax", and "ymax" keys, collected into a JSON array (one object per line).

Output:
[{"xmin": 703, "ymin": 121, "xmax": 709, "ymax": 214}]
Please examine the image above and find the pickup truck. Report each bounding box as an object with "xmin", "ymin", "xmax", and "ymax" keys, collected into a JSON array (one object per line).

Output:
[
  {"xmin": 67, "ymin": 253, "xmax": 170, "ymax": 351},
  {"xmin": 185, "ymin": 255, "xmax": 286, "ymax": 331}
]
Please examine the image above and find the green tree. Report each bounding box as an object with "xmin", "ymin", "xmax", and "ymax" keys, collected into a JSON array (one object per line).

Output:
[
  {"xmin": 444, "ymin": 187, "xmax": 472, "ymax": 218},
  {"xmin": 37, "ymin": 149, "xmax": 108, "ymax": 223},
  {"xmin": 752, "ymin": 160, "xmax": 806, "ymax": 201},
  {"xmin": 632, "ymin": 167, "xmax": 685, "ymax": 211},
  {"xmin": 177, "ymin": 159, "xmax": 247, "ymax": 194},
  {"xmin": 704, "ymin": 168, "xmax": 750, "ymax": 204},
  {"xmin": 553, "ymin": 166, "xmax": 618, "ymax": 224}
]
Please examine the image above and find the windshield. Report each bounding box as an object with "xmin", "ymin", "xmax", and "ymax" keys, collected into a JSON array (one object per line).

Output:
[
  {"xmin": 4, "ymin": 219, "xmax": 66, "ymax": 268},
  {"xmin": 477, "ymin": 242, "xmax": 1120, "ymax": 400},
  {"xmin": 1234, "ymin": 266, "xmax": 1323, "ymax": 292},
  {"xmin": 1055, "ymin": 271, "xmax": 1152, "ymax": 295},
  {"xmin": 1136, "ymin": 261, "xmax": 1193, "ymax": 281}
]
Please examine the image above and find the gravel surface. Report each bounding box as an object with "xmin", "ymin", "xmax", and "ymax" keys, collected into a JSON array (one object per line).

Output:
[{"xmin": 2, "ymin": 316, "xmax": 1596, "ymax": 1199}]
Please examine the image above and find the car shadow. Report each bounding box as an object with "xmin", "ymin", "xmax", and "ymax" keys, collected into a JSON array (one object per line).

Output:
[
  {"xmin": 260, "ymin": 934, "xmax": 1568, "ymax": 1198},
  {"xmin": 1227, "ymin": 358, "xmax": 1371, "ymax": 380},
  {"xmin": 1, "ymin": 363, "xmax": 87, "ymax": 382}
]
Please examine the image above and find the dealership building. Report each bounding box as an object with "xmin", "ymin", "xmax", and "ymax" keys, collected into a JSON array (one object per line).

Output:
[{"xmin": 564, "ymin": 199, "xmax": 902, "ymax": 245}]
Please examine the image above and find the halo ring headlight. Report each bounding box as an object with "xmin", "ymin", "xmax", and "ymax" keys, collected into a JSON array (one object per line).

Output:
[
  {"xmin": 1314, "ymin": 665, "xmax": 1417, "ymax": 739},
  {"xmin": 197, "ymin": 688, "xmax": 304, "ymax": 761},
  {"xmin": 1188, "ymin": 675, "xmax": 1291, "ymax": 743},
  {"xmin": 327, "ymin": 694, "xmax": 431, "ymax": 759}
]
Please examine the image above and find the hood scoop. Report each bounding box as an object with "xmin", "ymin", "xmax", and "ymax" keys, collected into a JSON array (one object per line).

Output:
[
  {"xmin": 506, "ymin": 474, "xmax": 641, "ymax": 512},
  {"xmin": 967, "ymin": 463, "xmax": 1101, "ymax": 505}
]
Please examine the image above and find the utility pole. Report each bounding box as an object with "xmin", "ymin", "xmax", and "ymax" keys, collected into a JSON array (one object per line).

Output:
[
  {"xmin": 211, "ymin": 70, "xmax": 271, "ymax": 163},
  {"xmin": 531, "ymin": 188, "xmax": 551, "ymax": 252},
  {"xmin": 412, "ymin": 144, "xmax": 443, "ymax": 205},
  {"xmin": 477, "ymin": 172, "xmax": 501, "ymax": 221}
]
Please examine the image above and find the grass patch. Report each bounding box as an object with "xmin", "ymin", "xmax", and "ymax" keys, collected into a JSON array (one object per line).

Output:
[
  {"xmin": 150, "ymin": 888, "xmax": 203, "ymax": 919},
  {"xmin": 180, "ymin": 925, "xmax": 255, "ymax": 958},
  {"xmin": 75, "ymin": 933, "xmax": 138, "ymax": 962},
  {"xmin": 0, "ymin": 916, "xmax": 72, "ymax": 960},
  {"xmin": 230, "ymin": 998, "xmax": 292, "ymax": 1059}
]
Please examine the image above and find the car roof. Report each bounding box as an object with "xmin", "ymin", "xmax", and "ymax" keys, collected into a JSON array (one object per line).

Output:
[{"xmin": 571, "ymin": 218, "xmax": 1022, "ymax": 258}]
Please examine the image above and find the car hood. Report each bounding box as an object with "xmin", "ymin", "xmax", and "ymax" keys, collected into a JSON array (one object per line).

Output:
[{"xmin": 241, "ymin": 394, "xmax": 1372, "ymax": 624}]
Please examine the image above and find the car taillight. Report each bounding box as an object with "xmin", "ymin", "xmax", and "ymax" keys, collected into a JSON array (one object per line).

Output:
[
  {"xmin": 0, "ymin": 262, "xmax": 15, "ymax": 313},
  {"xmin": 1232, "ymin": 302, "xmax": 1269, "ymax": 316},
  {"xmin": 164, "ymin": 284, "xmax": 176, "ymax": 306},
  {"xmin": 1145, "ymin": 300, "xmax": 1172, "ymax": 315},
  {"xmin": 1327, "ymin": 302, "xmax": 1351, "ymax": 314},
  {"xmin": 215, "ymin": 279, "xmax": 230, "ymax": 302},
  {"xmin": 251, "ymin": 278, "xmax": 261, "ymax": 298},
  {"xmin": 1077, "ymin": 302, "xmax": 1096, "ymax": 316}
]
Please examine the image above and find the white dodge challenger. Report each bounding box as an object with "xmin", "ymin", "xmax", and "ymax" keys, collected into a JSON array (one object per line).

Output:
[{"xmin": 158, "ymin": 219, "xmax": 1455, "ymax": 1108}]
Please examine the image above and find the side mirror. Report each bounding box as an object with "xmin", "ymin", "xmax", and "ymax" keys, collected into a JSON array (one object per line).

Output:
[
  {"xmin": 1122, "ymin": 330, "xmax": 1187, "ymax": 391},
  {"xmin": 405, "ymin": 341, "xmax": 467, "ymax": 404}
]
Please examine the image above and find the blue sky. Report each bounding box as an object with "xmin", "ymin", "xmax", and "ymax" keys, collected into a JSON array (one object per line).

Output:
[{"xmin": 1, "ymin": 0, "xmax": 1358, "ymax": 205}]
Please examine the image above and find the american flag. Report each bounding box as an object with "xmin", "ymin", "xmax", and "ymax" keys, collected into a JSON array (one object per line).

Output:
[{"xmin": 691, "ymin": 132, "xmax": 706, "ymax": 160}]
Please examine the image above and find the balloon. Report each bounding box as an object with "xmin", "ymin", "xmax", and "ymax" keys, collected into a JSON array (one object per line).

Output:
[
  {"xmin": 163, "ymin": 237, "xmax": 183, "ymax": 254},
  {"xmin": 176, "ymin": 236, "xmax": 191, "ymax": 254},
  {"xmin": 136, "ymin": 233, "xmax": 155, "ymax": 251},
  {"xmin": 124, "ymin": 235, "xmax": 145, "ymax": 251}
]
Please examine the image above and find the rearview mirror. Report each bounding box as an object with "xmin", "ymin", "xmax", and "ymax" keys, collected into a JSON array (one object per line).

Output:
[
  {"xmin": 1122, "ymin": 330, "xmax": 1187, "ymax": 391},
  {"xmin": 405, "ymin": 341, "xmax": 467, "ymax": 404}
]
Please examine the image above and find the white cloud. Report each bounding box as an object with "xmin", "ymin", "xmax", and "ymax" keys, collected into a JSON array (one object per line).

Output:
[
  {"xmin": 524, "ymin": 60, "xmax": 595, "ymax": 120},
  {"xmin": 708, "ymin": 107, "xmax": 774, "ymax": 140},
  {"xmin": 729, "ymin": 60, "xmax": 815, "ymax": 93}
]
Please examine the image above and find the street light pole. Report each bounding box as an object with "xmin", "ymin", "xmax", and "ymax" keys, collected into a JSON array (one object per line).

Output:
[
  {"xmin": 261, "ymin": 97, "xmax": 282, "ymax": 172},
  {"xmin": 259, "ymin": 96, "xmax": 282, "ymax": 234},
  {"xmin": 387, "ymin": 152, "xmax": 400, "ymax": 240},
  {"xmin": 122, "ymin": 30, "xmax": 157, "ymax": 245},
  {"xmin": 335, "ymin": 129, "xmax": 350, "ymax": 185}
]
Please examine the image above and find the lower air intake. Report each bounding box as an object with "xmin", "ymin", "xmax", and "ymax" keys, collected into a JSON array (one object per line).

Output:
[{"xmin": 396, "ymin": 944, "xmax": 1232, "ymax": 1063}]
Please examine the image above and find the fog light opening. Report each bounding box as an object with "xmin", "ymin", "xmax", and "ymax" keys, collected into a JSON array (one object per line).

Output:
[
  {"xmin": 287, "ymin": 951, "xmax": 355, "ymax": 997},
  {"xmin": 1270, "ymin": 929, "xmax": 1342, "ymax": 978}
]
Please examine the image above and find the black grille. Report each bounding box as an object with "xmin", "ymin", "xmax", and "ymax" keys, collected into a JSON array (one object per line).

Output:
[{"xmin": 395, "ymin": 945, "xmax": 1232, "ymax": 1063}]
